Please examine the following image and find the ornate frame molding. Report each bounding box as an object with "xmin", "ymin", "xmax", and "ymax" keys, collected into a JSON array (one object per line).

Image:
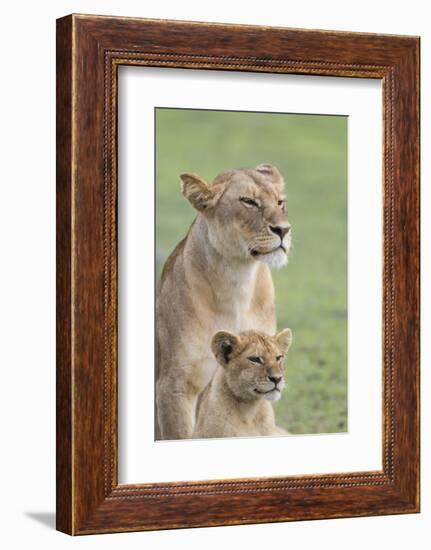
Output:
[{"xmin": 57, "ymin": 14, "xmax": 419, "ymax": 534}]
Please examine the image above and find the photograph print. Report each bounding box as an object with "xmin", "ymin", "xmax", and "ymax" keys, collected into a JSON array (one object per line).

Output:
[{"xmin": 155, "ymin": 107, "xmax": 347, "ymax": 441}]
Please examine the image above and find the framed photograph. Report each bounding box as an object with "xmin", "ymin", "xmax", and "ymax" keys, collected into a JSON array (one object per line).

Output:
[{"xmin": 56, "ymin": 14, "xmax": 420, "ymax": 535}]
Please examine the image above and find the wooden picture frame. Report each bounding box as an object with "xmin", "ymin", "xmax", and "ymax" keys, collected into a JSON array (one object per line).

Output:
[{"xmin": 56, "ymin": 14, "xmax": 420, "ymax": 535}]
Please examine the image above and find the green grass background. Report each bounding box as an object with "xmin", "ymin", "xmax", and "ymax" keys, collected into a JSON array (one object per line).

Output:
[{"xmin": 155, "ymin": 108, "xmax": 347, "ymax": 434}]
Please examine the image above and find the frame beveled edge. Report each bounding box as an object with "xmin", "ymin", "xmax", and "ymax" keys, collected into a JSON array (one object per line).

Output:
[{"xmin": 56, "ymin": 14, "xmax": 420, "ymax": 535}]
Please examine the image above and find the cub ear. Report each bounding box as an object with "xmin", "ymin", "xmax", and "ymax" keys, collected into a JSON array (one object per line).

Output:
[
  {"xmin": 180, "ymin": 173, "xmax": 223, "ymax": 212},
  {"xmin": 211, "ymin": 331, "xmax": 240, "ymax": 367},
  {"xmin": 275, "ymin": 328, "xmax": 293, "ymax": 354},
  {"xmin": 255, "ymin": 163, "xmax": 285, "ymax": 188}
]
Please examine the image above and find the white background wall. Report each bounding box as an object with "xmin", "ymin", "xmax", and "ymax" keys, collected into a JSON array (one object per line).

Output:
[{"xmin": 0, "ymin": 1, "xmax": 428, "ymax": 548}]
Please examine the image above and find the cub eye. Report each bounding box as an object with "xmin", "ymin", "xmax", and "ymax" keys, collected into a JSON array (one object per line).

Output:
[
  {"xmin": 240, "ymin": 197, "xmax": 259, "ymax": 208},
  {"xmin": 248, "ymin": 356, "xmax": 263, "ymax": 364},
  {"xmin": 276, "ymin": 355, "xmax": 284, "ymax": 361},
  {"xmin": 278, "ymin": 199, "xmax": 286, "ymax": 211}
]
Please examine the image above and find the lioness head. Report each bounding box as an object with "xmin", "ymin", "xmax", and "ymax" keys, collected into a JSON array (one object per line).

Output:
[
  {"xmin": 211, "ymin": 328, "xmax": 293, "ymax": 402},
  {"xmin": 180, "ymin": 164, "xmax": 291, "ymax": 268}
]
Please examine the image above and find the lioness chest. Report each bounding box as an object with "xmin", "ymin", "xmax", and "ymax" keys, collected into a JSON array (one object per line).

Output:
[{"xmin": 162, "ymin": 258, "xmax": 275, "ymax": 396}]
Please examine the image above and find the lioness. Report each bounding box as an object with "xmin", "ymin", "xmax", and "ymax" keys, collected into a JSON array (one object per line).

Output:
[
  {"xmin": 193, "ymin": 328, "xmax": 292, "ymax": 439},
  {"xmin": 156, "ymin": 164, "xmax": 291, "ymax": 439}
]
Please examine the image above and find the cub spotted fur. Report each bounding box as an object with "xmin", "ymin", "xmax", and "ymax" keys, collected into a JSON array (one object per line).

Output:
[{"xmin": 193, "ymin": 328, "xmax": 292, "ymax": 439}]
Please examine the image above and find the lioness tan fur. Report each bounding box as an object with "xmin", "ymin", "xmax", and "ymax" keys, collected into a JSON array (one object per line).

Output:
[
  {"xmin": 156, "ymin": 164, "xmax": 291, "ymax": 440},
  {"xmin": 193, "ymin": 328, "xmax": 292, "ymax": 439}
]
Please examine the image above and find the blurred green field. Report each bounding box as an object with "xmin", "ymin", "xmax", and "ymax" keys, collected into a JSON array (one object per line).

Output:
[{"xmin": 155, "ymin": 108, "xmax": 347, "ymax": 434}]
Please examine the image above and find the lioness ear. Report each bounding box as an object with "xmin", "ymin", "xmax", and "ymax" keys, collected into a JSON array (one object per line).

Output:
[
  {"xmin": 180, "ymin": 173, "xmax": 223, "ymax": 212},
  {"xmin": 255, "ymin": 163, "xmax": 285, "ymax": 188},
  {"xmin": 211, "ymin": 331, "xmax": 240, "ymax": 366},
  {"xmin": 275, "ymin": 328, "xmax": 293, "ymax": 354}
]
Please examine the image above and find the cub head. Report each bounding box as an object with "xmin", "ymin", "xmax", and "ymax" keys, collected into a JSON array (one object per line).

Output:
[
  {"xmin": 211, "ymin": 328, "xmax": 293, "ymax": 402},
  {"xmin": 180, "ymin": 164, "xmax": 291, "ymax": 268}
]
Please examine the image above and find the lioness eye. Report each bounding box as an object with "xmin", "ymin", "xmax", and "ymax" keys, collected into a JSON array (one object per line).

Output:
[
  {"xmin": 248, "ymin": 356, "xmax": 263, "ymax": 364},
  {"xmin": 276, "ymin": 355, "xmax": 284, "ymax": 361},
  {"xmin": 240, "ymin": 197, "xmax": 259, "ymax": 208},
  {"xmin": 278, "ymin": 199, "xmax": 286, "ymax": 211}
]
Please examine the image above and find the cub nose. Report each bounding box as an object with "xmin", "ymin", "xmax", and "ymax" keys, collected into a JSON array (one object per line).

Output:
[
  {"xmin": 269, "ymin": 375, "xmax": 282, "ymax": 386},
  {"xmin": 269, "ymin": 225, "xmax": 290, "ymax": 239}
]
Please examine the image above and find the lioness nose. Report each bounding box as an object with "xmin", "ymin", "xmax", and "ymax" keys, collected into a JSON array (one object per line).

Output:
[
  {"xmin": 269, "ymin": 375, "xmax": 282, "ymax": 386},
  {"xmin": 270, "ymin": 225, "xmax": 290, "ymax": 239}
]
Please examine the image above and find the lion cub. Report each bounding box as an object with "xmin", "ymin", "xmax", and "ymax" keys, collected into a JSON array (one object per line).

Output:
[{"xmin": 193, "ymin": 328, "xmax": 292, "ymax": 439}]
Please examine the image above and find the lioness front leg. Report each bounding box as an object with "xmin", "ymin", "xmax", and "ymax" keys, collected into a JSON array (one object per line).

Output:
[{"xmin": 156, "ymin": 377, "xmax": 197, "ymax": 440}]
